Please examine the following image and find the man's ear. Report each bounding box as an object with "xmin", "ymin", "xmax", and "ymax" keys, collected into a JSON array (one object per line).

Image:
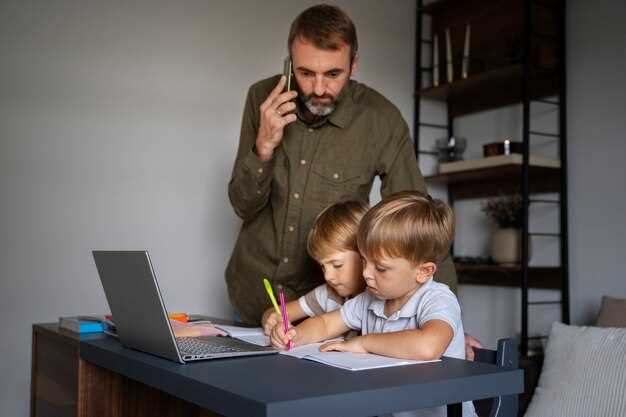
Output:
[
  {"xmin": 416, "ymin": 262, "xmax": 437, "ymax": 284},
  {"xmin": 350, "ymin": 54, "xmax": 359, "ymax": 77}
]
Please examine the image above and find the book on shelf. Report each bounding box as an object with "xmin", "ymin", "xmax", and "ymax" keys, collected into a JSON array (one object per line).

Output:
[
  {"xmin": 439, "ymin": 154, "xmax": 561, "ymax": 174},
  {"xmin": 280, "ymin": 342, "xmax": 439, "ymax": 371},
  {"xmin": 58, "ymin": 315, "xmax": 106, "ymax": 334}
]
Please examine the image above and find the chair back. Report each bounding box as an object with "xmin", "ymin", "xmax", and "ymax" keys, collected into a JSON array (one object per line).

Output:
[{"xmin": 472, "ymin": 338, "xmax": 519, "ymax": 417}]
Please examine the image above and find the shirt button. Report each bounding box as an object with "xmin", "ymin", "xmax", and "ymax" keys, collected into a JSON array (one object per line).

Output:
[
  {"xmin": 257, "ymin": 167, "xmax": 263, "ymax": 174},
  {"xmin": 308, "ymin": 128, "xmax": 314, "ymax": 133},
  {"xmin": 283, "ymin": 257, "xmax": 289, "ymax": 263},
  {"xmin": 288, "ymin": 225, "xmax": 295, "ymax": 232},
  {"xmin": 300, "ymin": 159, "xmax": 307, "ymax": 165},
  {"xmin": 293, "ymin": 192, "xmax": 300, "ymax": 199},
  {"xmin": 333, "ymin": 173, "xmax": 339, "ymax": 179}
]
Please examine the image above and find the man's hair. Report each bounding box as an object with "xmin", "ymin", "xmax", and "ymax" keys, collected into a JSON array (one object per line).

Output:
[
  {"xmin": 288, "ymin": 4, "xmax": 358, "ymax": 62},
  {"xmin": 357, "ymin": 191, "xmax": 454, "ymax": 265},
  {"xmin": 307, "ymin": 200, "xmax": 369, "ymax": 262}
]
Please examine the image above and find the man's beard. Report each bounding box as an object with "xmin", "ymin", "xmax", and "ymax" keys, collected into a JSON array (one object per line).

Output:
[{"xmin": 301, "ymin": 94, "xmax": 336, "ymax": 116}]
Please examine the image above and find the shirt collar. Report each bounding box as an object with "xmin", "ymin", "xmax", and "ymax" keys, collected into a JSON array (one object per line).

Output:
[
  {"xmin": 296, "ymin": 79, "xmax": 353, "ymax": 129},
  {"xmin": 368, "ymin": 277, "xmax": 435, "ymax": 320}
]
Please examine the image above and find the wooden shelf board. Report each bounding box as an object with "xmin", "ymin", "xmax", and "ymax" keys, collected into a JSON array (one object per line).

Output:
[
  {"xmin": 425, "ymin": 164, "xmax": 561, "ymax": 199},
  {"xmin": 456, "ymin": 263, "xmax": 562, "ymax": 289},
  {"xmin": 417, "ymin": 65, "xmax": 559, "ymax": 117},
  {"xmin": 418, "ymin": 65, "xmax": 520, "ymax": 100}
]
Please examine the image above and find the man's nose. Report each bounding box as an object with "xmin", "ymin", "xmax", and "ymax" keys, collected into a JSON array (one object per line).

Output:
[{"xmin": 313, "ymin": 75, "xmax": 325, "ymax": 96}]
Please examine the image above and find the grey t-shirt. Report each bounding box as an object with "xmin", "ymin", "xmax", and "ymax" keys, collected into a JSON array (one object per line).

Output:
[{"xmin": 340, "ymin": 278, "xmax": 477, "ymax": 417}]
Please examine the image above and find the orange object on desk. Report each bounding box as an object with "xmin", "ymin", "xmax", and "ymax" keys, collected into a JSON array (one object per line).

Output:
[{"xmin": 168, "ymin": 312, "xmax": 188, "ymax": 323}]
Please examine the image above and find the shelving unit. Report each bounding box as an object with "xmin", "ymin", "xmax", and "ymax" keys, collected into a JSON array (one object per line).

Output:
[{"xmin": 414, "ymin": 0, "xmax": 569, "ymax": 365}]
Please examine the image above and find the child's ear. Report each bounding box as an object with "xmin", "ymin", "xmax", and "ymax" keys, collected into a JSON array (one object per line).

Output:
[{"xmin": 415, "ymin": 262, "xmax": 437, "ymax": 284}]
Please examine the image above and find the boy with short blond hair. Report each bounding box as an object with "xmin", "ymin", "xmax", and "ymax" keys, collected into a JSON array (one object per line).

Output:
[
  {"xmin": 261, "ymin": 200, "xmax": 368, "ymax": 335},
  {"xmin": 271, "ymin": 191, "xmax": 476, "ymax": 417}
]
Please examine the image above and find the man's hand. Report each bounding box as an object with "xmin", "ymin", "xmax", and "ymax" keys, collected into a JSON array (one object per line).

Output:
[
  {"xmin": 255, "ymin": 75, "xmax": 298, "ymax": 161},
  {"xmin": 464, "ymin": 333, "xmax": 483, "ymax": 361},
  {"xmin": 270, "ymin": 319, "xmax": 297, "ymax": 350},
  {"xmin": 319, "ymin": 336, "xmax": 367, "ymax": 354},
  {"xmin": 261, "ymin": 307, "xmax": 279, "ymax": 336}
]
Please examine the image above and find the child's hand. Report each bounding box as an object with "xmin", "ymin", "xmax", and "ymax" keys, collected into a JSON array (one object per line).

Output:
[
  {"xmin": 170, "ymin": 320, "xmax": 226, "ymax": 338},
  {"xmin": 320, "ymin": 336, "xmax": 367, "ymax": 354},
  {"xmin": 270, "ymin": 320, "xmax": 296, "ymax": 350},
  {"xmin": 261, "ymin": 308, "xmax": 279, "ymax": 336},
  {"xmin": 464, "ymin": 333, "xmax": 483, "ymax": 361}
]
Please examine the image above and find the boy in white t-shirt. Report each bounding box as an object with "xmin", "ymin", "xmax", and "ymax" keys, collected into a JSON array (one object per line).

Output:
[
  {"xmin": 261, "ymin": 200, "xmax": 369, "ymax": 336},
  {"xmin": 271, "ymin": 191, "xmax": 477, "ymax": 417}
]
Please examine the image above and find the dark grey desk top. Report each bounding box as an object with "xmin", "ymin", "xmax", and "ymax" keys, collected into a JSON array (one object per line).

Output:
[{"xmin": 80, "ymin": 335, "xmax": 523, "ymax": 417}]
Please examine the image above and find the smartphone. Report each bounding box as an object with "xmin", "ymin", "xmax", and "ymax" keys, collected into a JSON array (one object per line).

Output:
[{"xmin": 283, "ymin": 56, "xmax": 293, "ymax": 92}]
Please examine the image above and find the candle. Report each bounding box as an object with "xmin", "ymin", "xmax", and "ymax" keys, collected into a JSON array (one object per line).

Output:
[
  {"xmin": 445, "ymin": 28, "xmax": 453, "ymax": 83},
  {"xmin": 462, "ymin": 23, "xmax": 470, "ymax": 79}
]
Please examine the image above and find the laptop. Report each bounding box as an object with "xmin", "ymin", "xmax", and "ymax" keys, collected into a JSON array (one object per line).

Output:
[{"xmin": 92, "ymin": 250, "xmax": 277, "ymax": 363}]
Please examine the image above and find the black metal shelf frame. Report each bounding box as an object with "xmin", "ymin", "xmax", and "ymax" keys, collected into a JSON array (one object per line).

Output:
[{"xmin": 415, "ymin": 0, "xmax": 570, "ymax": 358}]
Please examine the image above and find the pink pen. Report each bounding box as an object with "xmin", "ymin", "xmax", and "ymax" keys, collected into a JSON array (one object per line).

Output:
[{"xmin": 277, "ymin": 285, "xmax": 292, "ymax": 350}]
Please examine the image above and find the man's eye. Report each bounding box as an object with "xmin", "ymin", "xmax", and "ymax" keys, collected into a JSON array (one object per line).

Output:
[
  {"xmin": 327, "ymin": 71, "xmax": 340, "ymax": 78},
  {"xmin": 300, "ymin": 70, "xmax": 313, "ymax": 77}
]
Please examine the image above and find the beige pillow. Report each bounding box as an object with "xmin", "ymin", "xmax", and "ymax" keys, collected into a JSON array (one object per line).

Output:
[
  {"xmin": 524, "ymin": 322, "xmax": 626, "ymax": 417},
  {"xmin": 595, "ymin": 295, "xmax": 626, "ymax": 327}
]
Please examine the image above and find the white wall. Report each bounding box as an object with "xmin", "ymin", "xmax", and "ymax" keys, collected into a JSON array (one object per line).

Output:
[{"xmin": 0, "ymin": 1, "xmax": 417, "ymax": 416}]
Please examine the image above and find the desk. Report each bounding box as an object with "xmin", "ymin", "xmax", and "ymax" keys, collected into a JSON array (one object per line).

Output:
[{"xmin": 78, "ymin": 333, "xmax": 523, "ymax": 417}]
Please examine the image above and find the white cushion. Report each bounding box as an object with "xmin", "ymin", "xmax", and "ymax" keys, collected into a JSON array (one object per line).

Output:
[{"xmin": 524, "ymin": 322, "xmax": 626, "ymax": 417}]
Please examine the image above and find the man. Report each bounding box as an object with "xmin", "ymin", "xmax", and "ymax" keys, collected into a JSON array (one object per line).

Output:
[{"xmin": 226, "ymin": 4, "xmax": 457, "ymax": 326}]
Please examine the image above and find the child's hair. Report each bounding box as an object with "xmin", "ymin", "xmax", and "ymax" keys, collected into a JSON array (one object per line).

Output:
[
  {"xmin": 357, "ymin": 191, "xmax": 454, "ymax": 265},
  {"xmin": 307, "ymin": 200, "xmax": 369, "ymax": 262}
]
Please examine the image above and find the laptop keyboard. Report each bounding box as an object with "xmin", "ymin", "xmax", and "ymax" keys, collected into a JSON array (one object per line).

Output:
[{"xmin": 177, "ymin": 336, "xmax": 265, "ymax": 355}]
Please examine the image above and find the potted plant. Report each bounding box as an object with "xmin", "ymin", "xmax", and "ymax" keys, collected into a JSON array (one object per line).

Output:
[{"xmin": 482, "ymin": 194, "xmax": 531, "ymax": 265}]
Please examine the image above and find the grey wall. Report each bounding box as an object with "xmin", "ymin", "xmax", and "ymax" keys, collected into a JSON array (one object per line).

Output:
[
  {"xmin": 0, "ymin": 1, "xmax": 416, "ymax": 415},
  {"xmin": 1, "ymin": 1, "xmax": 625, "ymax": 416},
  {"xmin": 566, "ymin": 0, "xmax": 626, "ymax": 323}
]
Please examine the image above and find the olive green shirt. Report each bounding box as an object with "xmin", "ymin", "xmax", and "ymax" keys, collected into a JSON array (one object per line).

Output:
[{"xmin": 226, "ymin": 75, "xmax": 457, "ymax": 324}]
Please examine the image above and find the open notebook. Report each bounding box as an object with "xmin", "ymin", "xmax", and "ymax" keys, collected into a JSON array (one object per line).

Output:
[
  {"xmin": 214, "ymin": 324, "xmax": 270, "ymax": 347},
  {"xmin": 280, "ymin": 342, "xmax": 440, "ymax": 371}
]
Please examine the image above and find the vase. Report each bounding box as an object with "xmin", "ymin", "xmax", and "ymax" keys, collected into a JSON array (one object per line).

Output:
[{"xmin": 490, "ymin": 228, "xmax": 532, "ymax": 266}]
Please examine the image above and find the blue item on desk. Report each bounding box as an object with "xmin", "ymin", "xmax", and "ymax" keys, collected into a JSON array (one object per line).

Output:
[{"xmin": 59, "ymin": 316, "xmax": 105, "ymax": 334}]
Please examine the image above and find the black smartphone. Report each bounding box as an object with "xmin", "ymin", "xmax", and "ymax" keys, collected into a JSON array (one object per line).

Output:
[{"xmin": 283, "ymin": 56, "xmax": 293, "ymax": 92}]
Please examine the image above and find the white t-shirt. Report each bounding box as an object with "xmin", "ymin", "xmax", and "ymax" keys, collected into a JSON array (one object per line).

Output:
[
  {"xmin": 298, "ymin": 283, "xmax": 345, "ymax": 317},
  {"xmin": 340, "ymin": 278, "xmax": 477, "ymax": 417}
]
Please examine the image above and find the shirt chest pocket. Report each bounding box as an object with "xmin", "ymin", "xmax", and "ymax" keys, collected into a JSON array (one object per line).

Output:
[{"xmin": 308, "ymin": 165, "xmax": 369, "ymax": 206}]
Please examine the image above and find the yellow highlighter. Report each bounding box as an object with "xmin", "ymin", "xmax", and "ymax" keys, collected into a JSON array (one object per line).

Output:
[{"xmin": 263, "ymin": 278, "xmax": 282, "ymax": 318}]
